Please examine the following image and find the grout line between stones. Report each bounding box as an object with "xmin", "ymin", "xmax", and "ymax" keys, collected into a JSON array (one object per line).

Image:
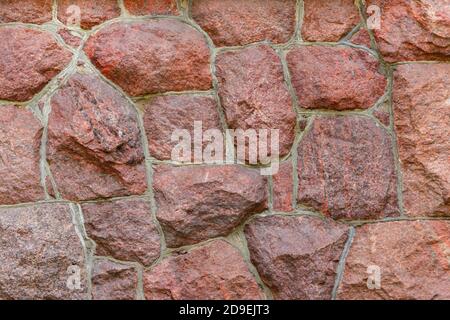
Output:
[{"xmin": 331, "ymin": 226, "xmax": 355, "ymax": 300}]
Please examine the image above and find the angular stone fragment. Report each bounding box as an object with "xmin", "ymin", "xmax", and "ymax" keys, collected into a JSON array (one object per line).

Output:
[
  {"xmin": 142, "ymin": 94, "xmax": 222, "ymax": 160},
  {"xmin": 47, "ymin": 73, "xmax": 147, "ymax": 201},
  {"xmin": 0, "ymin": 0, "xmax": 52, "ymax": 24},
  {"xmin": 216, "ymin": 45, "xmax": 296, "ymax": 159},
  {"xmin": 338, "ymin": 220, "xmax": 450, "ymax": 300},
  {"xmin": 123, "ymin": 0, "xmax": 178, "ymax": 15},
  {"xmin": 82, "ymin": 199, "xmax": 161, "ymax": 265},
  {"xmin": 351, "ymin": 27, "xmax": 372, "ymax": 47},
  {"xmin": 0, "ymin": 27, "xmax": 72, "ymax": 102},
  {"xmin": 0, "ymin": 203, "xmax": 87, "ymax": 299},
  {"xmin": 272, "ymin": 161, "xmax": 294, "ymax": 212},
  {"xmin": 57, "ymin": 0, "xmax": 121, "ymax": 29},
  {"xmin": 245, "ymin": 215, "xmax": 349, "ymax": 300},
  {"xmin": 297, "ymin": 116, "xmax": 399, "ymax": 219},
  {"xmin": 393, "ymin": 64, "xmax": 449, "ymax": 217},
  {"xmin": 58, "ymin": 28, "xmax": 83, "ymax": 48},
  {"xmin": 367, "ymin": 0, "xmax": 450, "ymax": 62},
  {"xmin": 191, "ymin": 0, "xmax": 296, "ymax": 47},
  {"xmin": 286, "ymin": 46, "xmax": 386, "ymax": 110},
  {"xmin": 372, "ymin": 103, "xmax": 391, "ymax": 127},
  {"xmin": 84, "ymin": 20, "xmax": 212, "ymax": 96},
  {"xmin": 92, "ymin": 259, "xmax": 138, "ymax": 300},
  {"xmin": 302, "ymin": 0, "xmax": 360, "ymax": 41},
  {"xmin": 0, "ymin": 106, "xmax": 45, "ymax": 205},
  {"xmin": 144, "ymin": 240, "xmax": 263, "ymax": 300},
  {"xmin": 153, "ymin": 165, "xmax": 267, "ymax": 247}
]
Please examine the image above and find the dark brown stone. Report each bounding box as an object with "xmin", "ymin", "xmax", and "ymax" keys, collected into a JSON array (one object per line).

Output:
[
  {"xmin": 57, "ymin": 0, "xmax": 121, "ymax": 29},
  {"xmin": 0, "ymin": 0, "xmax": 52, "ymax": 24},
  {"xmin": 123, "ymin": 0, "xmax": 178, "ymax": 16}
]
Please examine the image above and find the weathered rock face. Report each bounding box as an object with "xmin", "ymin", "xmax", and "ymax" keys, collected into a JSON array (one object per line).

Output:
[
  {"xmin": 338, "ymin": 220, "xmax": 450, "ymax": 300},
  {"xmin": 144, "ymin": 240, "xmax": 263, "ymax": 300},
  {"xmin": 91, "ymin": 259, "xmax": 138, "ymax": 300},
  {"xmin": 367, "ymin": 0, "xmax": 450, "ymax": 62},
  {"xmin": 191, "ymin": 0, "xmax": 296, "ymax": 47},
  {"xmin": 0, "ymin": 27, "xmax": 72, "ymax": 102},
  {"xmin": 0, "ymin": 106, "xmax": 45, "ymax": 205},
  {"xmin": 82, "ymin": 199, "xmax": 161, "ymax": 266},
  {"xmin": 153, "ymin": 165, "xmax": 267, "ymax": 247},
  {"xmin": 123, "ymin": 0, "xmax": 178, "ymax": 15},
  {"xmin": 272, "ymin": 161, "xmax": 294, "ymax": 212},
  {"xmin": 142, "ymin": 94, "xmax": 222, "ymax": 161},
  {"xmin": 245, "ymin": 215, "xmax": 349, "ymax": 300},
  {"xmin": 0, "ymin": 204, "xmax": 87, "ymax": 300},
  {"xmin": 0, "ymin": 0, "xmax": 52, "ymax": 24},
  {"xmin": 351, "ymin": 27, "xmax": 372, "ymax": 48},
  {"xmin": 297, "ymin": 116, "xmax": 399, "ymax": 219},
  {"xmin": 286, "ymin": 46, "xmax": 386, "ymax": 110},
  {"xmin": 302, "ymin": 0, "xmax": 360, "ymax": 41},
  {"xmin": 84, "ymin": 20, "xmax": 212, "ymax": 97},
  {"xmin": 393, "ymin": 64, "xmax": 449, "ymax": 217},
  {"xmin": 57, "ymin": 0, "xmax": 121, "ymax": 29},
  {"xmin": 372, "ymin": 103, "xmax": 391, "ymax": 127},
  {"xmin": 58, "ymin": 28, "xmax": 83, "ymax": 48},
  {"xmin": 47, "ymin": 73, "xmax": 147, "ymax": 201},
  {"xmin": 216, "ymin": 45, "xmax": 296, "ymax": 159}
]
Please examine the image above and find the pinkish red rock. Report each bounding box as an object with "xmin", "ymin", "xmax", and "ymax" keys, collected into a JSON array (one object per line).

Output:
[
  {"xmin": 0, "ymin": 203, "xmax": 88, "ymax": 299},
  {"xmin": 141, "ymin": 94, "xmax": 222, "ymax": 160},
  {"xmin": 144, "ymin": 240, "xmax": 263, "ymax": 300},
  {"xmin": 286, "ymin": 46, "xmax": 386, "ymax": 110},
  {"xmin": 297, "ymin": 116, "xmax": 399, "ymax": 219},
  {"xmin": 338, "ymin": 220, "xmax": 450, "ymax": 300},
  {"xmin": 393, "ymin": 63, "xmax": 449, "ymax": 217},
  {"xmin": 372, "ymin": 103, "xmax": 391, "ymax": 126},
  {"xmin": 0, "ymin": 27, "xmax": 72, "ymax": 102},
  {"xmin": 0, "ymin": 106, "xmax": 45, "ymax": 205},
  {"xmin": 245, "ymin": 215, "xmax": 349, "ymax": 300},
  {"xmin": 82, "ymin": 199, "xmax": 161, "ymax": 265},
  {"xmin": 0, "ymin": 0, "xmax": 52, "ymax": 24},
  {"xmin": 123, "ymin": 0, "xmax": 178, "ymax": 15},
  {"xmin": 153, "ymin": 165, "xmax": 267, "ymax": 247},
  {"xmin": 302, "ymin": 0, "xmax": 360, "ymax": 41},
  {"xmin": 216, "ymin": 45, "xmax": 296, "ymax": 159},
  {"xmin": 57, "ymin": 0, "xmax": 121, "ymax": 29},
  {"xmin": 84, "ymin": 20, "xmax": 212, "ymax": 96},
  {"xmin": 191, "ymin": 0, "xmax": 296, "ymax": 47},
  {"xmin": 272, "ymin": 161, "xmax": 294, "ymax": 212},
  {"xmin": 351, "ymin": 27, "xmax": 372, "ymax": 47},
  {"xmin": 47, "ymin": 73, "xmax": 147, "ymax": 201},
  {"xmin": 91, "ymin": 259, "xmax": 138, "ymax": 300},
  {"xmin": 58, "ymin": 28, "xmax": 83, "ymax": 48},
  {"xmin": 367, "ymin": 0, "xmax": 450, "ymax": 62}
]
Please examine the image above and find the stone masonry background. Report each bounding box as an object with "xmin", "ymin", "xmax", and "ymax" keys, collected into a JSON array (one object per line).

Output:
[{"xmin": 0, "ymin": 0, "xmax": 448, "ymax": 300}]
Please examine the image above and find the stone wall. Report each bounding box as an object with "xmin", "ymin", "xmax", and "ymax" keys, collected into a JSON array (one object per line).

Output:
[{"xmin": 0, "ymin": 0, "xmax": 448, "ymax": 300}]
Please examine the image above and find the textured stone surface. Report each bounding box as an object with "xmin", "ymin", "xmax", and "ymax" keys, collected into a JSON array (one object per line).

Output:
[
  {"xmin": 58, "ymin": 28, "xmax": 83, "ymax": 48},
  {"xmin": 82, "ymin": 199, "xmax": 161, "ymax": 265},
  {"xmin": 0, "ymin": 0, "xmax": 52, "ymax": 24},
  {"xmin": 191, "ymin": 0, "xmax": 296, "ymax": 47},
  {"xmin": 216, "ymin": 45, "xmax": 296, "ymax": 158},
  {"xmin": 153, "ymin": 165, "xmax": 267, "ymax": 247},
  {"xmin": 142, "ymin": 94, "xmax": 222, "ymax": 160},
  {"xmin": 272, "ymin": 161, "xmax": 294, "ymax": 212},
  {"xmin": 393, "ymin": 64, "xmax": 449, "ymax": 217},
  {"xmin": 373, "ymin": 103, "xmax": 391, "ymax": 127},
  {"xmin": 47, "ymin": 73, "xmax": 147, "ymax": 201},
  {"xmin": 144, "ymin": 240, "xmax": 263, "ymax": 300},
  {"xmin": 297, "ymin": 116, "xmax": 399, "ymax": 219},
  {"xmin": 367, "ymin": 0, "xmax": 450, "ymax": 62},
  {"xmin": 0, "ymin": 106, "xmax": 44, "ymax": 205},
  {"xmin": 84, "ymin": 20, "xmax": 212, "ymax": 96},
  {"xmin": 57, "ymin": 0, "xmax": 121, "ymax": 29},
  {"xmin": 286, "ymin": 46, "xmax": 386, "ymax": 110},
  {"xmin": 338, "ymin": 220, "xmax": 450, "ymax": 300},
  {"xmin": 351, "ymin": 27, "xmax": 372, "ymax": 47},
  {"xmin": 124, "ymin": 0, "xmax": 178, "ymax": 15},
  {"xmin": 302, "ymin": 0, "xmax": 360, "ymax": 41},
  {"xmin": 0, "ymin": 27, "xmax": 72, "ymax": 102},
  {"xmin": 245, "ymin": 215, "xmax": 349, "ymax": 300},
  {"xmin": 91, "ymin": 259, "xmax": 138, "ymax": 300},
  {"xmin": 0, "ymin": 204, "xmax": 87, "ymax": 299}
]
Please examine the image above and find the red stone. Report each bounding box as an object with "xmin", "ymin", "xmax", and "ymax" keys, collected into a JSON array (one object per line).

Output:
[
  {"xmin": 144, "ymin": 240, "xmax": 263, "ymax": 299},
  {"xmin": 123, "ymin": 0, "xmax": 178, "ymax": 15},
  {"xmin": 0, "ymin": 0, "xmax": 52, "ymax": 24},
  {"xmin": 372, "ymin": 103, "xmax": 391, "ymax": 126},
  {"xmin": 0, "ymin": 27, "xmax": 72, "ymax": 102},
  {"xmin": 153, "ymin": 165, "xmax": 267, "ymax": 247},
  {"xmin": 297, "ymin": 116, "xmax": 399, "ymax": 219},
  {"xmin": 351, "ymin": 27, "xmax": 372, "ymax": 47},
  {"xmin": 58, "ymin": 28, "xmax": 83, "ymax": 48},
  {"xmin": 47, "ymin": 73, "xmax": 147, "ymax": 201},
  {"xmin": 84, "ymin": 20, "xmax": 212, "ymax": 96},
  {"xmin": 57, "ymin": 0, "xmax": 121, "ymax": 29},
  {"xmin": 245, "ymin": 215, "xmax": 349, "ymax": 299},
  {"xmin": 286, "ymin": 46, "xmax": 387, "ymax": 110},
  {"xmin": 338, "ymin": 220, "xmax": 450, "ymax": 299},
  {"xmin": 272, "ymin": 161, "xmax": 294, "ymax": 212}
]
